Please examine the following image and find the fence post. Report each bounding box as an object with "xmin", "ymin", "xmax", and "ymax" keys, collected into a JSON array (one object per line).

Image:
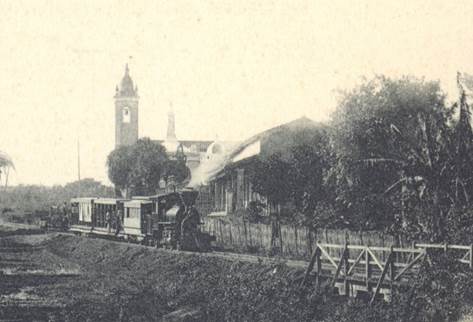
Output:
[
  {"xmin": 470, "ymin": 244, "xmax": 473, "ymax": 269},
  {"xmin": 243, "ymin": 219, "xmax": 248, "ymax": 248},
  {"xmin": 389, "ymin": 245, "xmax": 395, "ymax": 299},
  {"xmin": 366, "ymin": 247, "xmax": 371, "ymax": 293},
  {"xmin": 279, "ymin": 221, "xmax": 283, "ymax": 255},
  {"xmin": 344, "ymin": 234, "xmax": 350, "ymax": 296},
  {"xmin": 218, "ymin": 220, "xmax": 224, "ymax": 244},
  {"xmin": 300, "ymin": 246, "xmax": 319, "ymax": 288},
  {"xmin": 315, "ymin": 246, "xmax": 322, "ymax": 289},
  {"xmin": 307, "ymin": 228, "xmax": 313, "ymax": 257}
]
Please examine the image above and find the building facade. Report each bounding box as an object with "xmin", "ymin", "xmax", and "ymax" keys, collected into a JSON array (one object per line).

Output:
[
  {"xmin": 154, "ymin": 109, "xmax": 214, "ymax": 174},
  {"xmin": 115, "ymin": 64, "xmax": 139, "ymax": 147},
  {"xmin": 208, "ymin": 117, "xmax": 323, "ymax": 217},
  {"xmin": 113, "ymin": 64, "xmax": 231, "ymax": 183}
]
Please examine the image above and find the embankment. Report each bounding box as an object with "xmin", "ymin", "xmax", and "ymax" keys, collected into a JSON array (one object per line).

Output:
[
  {"xmin": 3, "ymin": 233, "xmax": 471, "ymax": 321},
  {"xmin": 40, "ymin": 234, "xmax": 320, "ymax": 321}
]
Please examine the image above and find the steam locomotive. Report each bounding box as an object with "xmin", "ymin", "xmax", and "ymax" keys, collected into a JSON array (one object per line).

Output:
[{"xmin": 67, "ymin": 189, "xmax": 214, "ymax": 251}]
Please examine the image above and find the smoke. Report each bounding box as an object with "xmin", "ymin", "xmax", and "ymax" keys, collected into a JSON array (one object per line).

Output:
[{"xmin": 187, "ymin": 155, "xmax": 226, "ymax": 188}]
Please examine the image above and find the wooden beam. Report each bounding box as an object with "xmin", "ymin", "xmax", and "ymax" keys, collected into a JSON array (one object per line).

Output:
[
  {"xmin": 315, "ymin": 249, "xmax": 322, "ymax": 290},
  {"xmin": 366, "ymin": 248, "xmax": 384, "ymax": 271},
  {"xmin": 370, "ymin": 252, "xmax": 393, "ymax": 305},
  {"xmin": 365, "ymin": 248, "xmax": 371, "ymax": 293},
  {"xmin": 331, "ymin": 246, "xmax": 348, "ymax": 288},
  {"xmin": 318, "ymin": 244, "xmax": 340, "ymax": 270},
  {"xmin": 347, "ymin": 249, "xmax": 365, "ymax": 276},
  {"xmin": 470, "ymin": 245, "xmax": 473, "ymax": 269},
  {"xmin": 461, "ymin": 251, "xmax": 469, "ymax": 261},
  {"xmin": 300, "ymin": 246, "xmax": 319, "ymax": 288},
  {"xmin": 389, "ymin": 246, "xmax": 395, "ymax": 295},
  {"xmin": 344, "ymin": 243, "xmax": 350, "ymax": 296},
  {"xmin": 394, "ymin": 251, "xmax": 425, "ymax": 281}
]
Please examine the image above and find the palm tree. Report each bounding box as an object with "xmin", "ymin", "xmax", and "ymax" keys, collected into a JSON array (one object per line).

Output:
[{"xmin": 0, "ymin": 151, "xmax": 14, "ymax": 189}]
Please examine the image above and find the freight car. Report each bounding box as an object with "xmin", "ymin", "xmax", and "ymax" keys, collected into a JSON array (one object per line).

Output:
[{"xmin": 68, "ymin": 190, "xmax": 214, "ymax": 251}]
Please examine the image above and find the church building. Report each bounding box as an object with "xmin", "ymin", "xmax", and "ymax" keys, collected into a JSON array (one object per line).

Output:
[
  {"xmin": 114, "ymin": 64, "xmax": 139, "ymax": 147},
  {"xmin": 113, "ymin": 64, "xmax": 235, "ymax": 181}
]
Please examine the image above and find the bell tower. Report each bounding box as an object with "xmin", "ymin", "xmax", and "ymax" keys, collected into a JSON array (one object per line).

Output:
[{"xmin": 115, "ymin": 64, "xmax": 139, "ymax": 147}]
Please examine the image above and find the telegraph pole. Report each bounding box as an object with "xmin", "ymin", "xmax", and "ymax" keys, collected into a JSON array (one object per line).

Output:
[{"xmin": 77, "ymin": 139, "xmax": 81, "ymax": 197}]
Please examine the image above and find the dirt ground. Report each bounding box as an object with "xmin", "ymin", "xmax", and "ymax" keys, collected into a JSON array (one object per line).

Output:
[
  {"xmin": 0, "ymin": 230, "xmax": 325, "ymax": 322},
  {"xmin": 2, "ymin": 227, "xmax": 473, "ymax": 322}
]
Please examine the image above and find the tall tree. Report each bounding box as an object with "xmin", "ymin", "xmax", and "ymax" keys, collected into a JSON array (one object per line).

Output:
[
  {"xmin": 164, "ymin": 144, "xmax": 191, "ymax": 186},
  {"xmin": 107, "ymin": 138, "xmax": 191, "ymax": 196},
  {"xmin": 330, "ymin": 75, "xmax": 457, "ymax": 239},
  {"xmin": 288, "ymin": 129, "xmax": 335, "ymax": 228},
  {"xmin": 107, "ymin": 138, "xmax": 168, "ymax": 196},
  {"xmin": 0, "ymin": 151, "xmax": 14, "ymax": 189},
  {"xmin": 251, "ymin": 152, "xmax": 292, "ymax": 214},
  {"xmin": 453, "ymin": 72, "xmax": 473, "ymax": 206}
]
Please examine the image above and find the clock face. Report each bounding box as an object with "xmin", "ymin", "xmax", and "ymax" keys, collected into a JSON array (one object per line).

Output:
[{"xmin": 122, "ymin": 106, "xmax": 131, "ymax": 123}]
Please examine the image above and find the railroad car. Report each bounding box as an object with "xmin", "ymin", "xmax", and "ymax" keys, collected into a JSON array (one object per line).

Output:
[
  {"xmin": 67, "ymin": 190, "xmax": 214, "ymax": 251},
  {"xmin": 122, "ymin": 199, "xmax": 153, "ymax": 242},
  {"xmin": 69, "ymin": 197, "xmax": 95, "ymax": 234}
]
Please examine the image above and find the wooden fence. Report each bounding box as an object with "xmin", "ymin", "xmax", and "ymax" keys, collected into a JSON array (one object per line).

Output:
[
  {"xmin": 300, "ymin": 242, "xmax": 473, "ymax": 303},
  {"xmin": 202, "ymin": 216, "xmax": 406, "ymax": 259}
]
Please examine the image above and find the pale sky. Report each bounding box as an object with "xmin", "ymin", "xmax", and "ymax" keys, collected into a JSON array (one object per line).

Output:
[{"xmin": 1, "ymin": 0, "xmax": 473, "ymax": 185}]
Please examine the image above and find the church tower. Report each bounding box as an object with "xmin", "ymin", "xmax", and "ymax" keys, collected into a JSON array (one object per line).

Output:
[
  {"xmin": 115, "ymin": 64, "xmax": 139, "ymax": 147},
  {"xmin": 163, "ymin": 109, "xmax": 179, "ymax": 153}
]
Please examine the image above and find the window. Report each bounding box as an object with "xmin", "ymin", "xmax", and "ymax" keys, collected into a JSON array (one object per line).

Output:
[{"xmin": 123, "ymin": 107, "xmax": 131, "ymax": 123}]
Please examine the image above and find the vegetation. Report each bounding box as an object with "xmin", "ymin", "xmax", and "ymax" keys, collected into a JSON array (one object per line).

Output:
[
  {"xmin": 0, "ymin": 178, "xmax": 114, "ymax": 214},
  {"xmin": 0, "ymin": 150, "xmax": 14, "ymax": 188},
  {"xmin": 249, "ymin": 125, "xmax": 333, "ymax": 225},
  {"xmin": 106, "ymin": 138, "xmax": 189, "ymax": 197},
  {"xmin": 328, "ymin": 75, "xmax": 473, "ymax": 242},
  {"xmin": 33, "ymin": 235, "xmax": 473, "ymax": 322},
  {"xmin": 248, "ymin": 74, "xmax": 473, "ymax": 245}
]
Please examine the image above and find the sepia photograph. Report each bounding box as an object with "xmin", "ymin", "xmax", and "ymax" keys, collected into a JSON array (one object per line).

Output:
[{"xmin": 2, "ymin": 1, "xmax": 473, "ymax": 321}]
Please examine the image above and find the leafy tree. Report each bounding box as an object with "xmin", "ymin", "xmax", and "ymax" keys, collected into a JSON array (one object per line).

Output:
[
  {"xmin": 106, "ymin": 145, "xmax": 133, "ymax": 193},
  {"xmin": 107, "ymin": 138, "xmax": 191, "ymax": 196},
  {"xmin": 0, "ymin": 150, "xmax": 14, "ymax": 188},
  {"xmin": 329, "ymin": 75, "xmax": 473, "ymax": 241},
  {"xmin": 251, "ymin": 153, "xmax": 292, "ymax": 214},
  {"xmin": 164, "ymin": 144, "xmax": 191, "ymax": 186},
  {"xmin": 452, "ymin": 72, "xmax": 473, "ymax": 206},
  {"xmin": 248, "ymin": 124, "xmax": 334, "ymax": 228},
  {"xmin": 107, "ymin": 138, "xmax": 168, "ymax": 196},
  {"xmin": 0, "ymin": 179, "xmax": 114, "ymax": 213},
  {"xmin": 287, "ymin": 129, "xmax": 336, "ymax": 228},
  {"xmin": 128, "ymin": 138, "xmax": 168, "ymax": 195}
]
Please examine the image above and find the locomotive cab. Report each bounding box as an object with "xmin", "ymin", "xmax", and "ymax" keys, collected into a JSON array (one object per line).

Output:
[{"xmin": 151, "ymin": 190, "xmax": 213, "ymax": 251}]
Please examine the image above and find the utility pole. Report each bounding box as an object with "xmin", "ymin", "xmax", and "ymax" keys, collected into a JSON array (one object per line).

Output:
[{"xmin": 77, "ymin": 139, "xmax": 81, "ymax": 197}]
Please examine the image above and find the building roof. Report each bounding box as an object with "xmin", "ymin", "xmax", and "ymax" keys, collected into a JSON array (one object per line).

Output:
[
  {"xmin": 94, "ymin": 198, "xmax": 127, "ymax": 205},
  {"xmin": 228, "ymin": 116, "xmax": 324, "ymax": 161},
  {"xmin": 206, "ymin": 116, "xmax": 326, "ymax": 182},
  {"xmin": 115, "ymin": 64, "xmax": 137, "ymax": 97},
  {"xmin": 187, "ymin": 140, "xmax": 240, "ymax": 187},
  {"xmin": 154, "ymin": 139, "xmax": 214, "ymax": 153}
]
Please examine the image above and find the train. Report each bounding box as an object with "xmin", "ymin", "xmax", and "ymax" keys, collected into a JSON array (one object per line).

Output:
[{"xmin": 61, "ymin": 189, "xmax": 215, "ymax": 251}]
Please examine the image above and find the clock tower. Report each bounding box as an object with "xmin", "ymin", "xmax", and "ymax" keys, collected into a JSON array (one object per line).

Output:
[{"xmin": 115, "ymin": 64, "xmax": 139, "ymax": 147}]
